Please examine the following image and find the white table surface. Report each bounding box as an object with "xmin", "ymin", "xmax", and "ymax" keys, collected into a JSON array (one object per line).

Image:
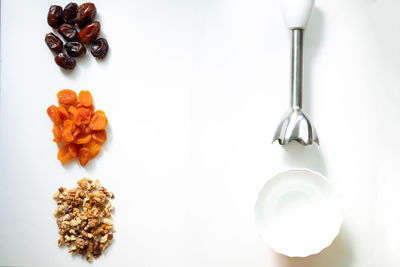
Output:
[{"xmin": 1, "ymin": 0, "xmax": 400, "ymax": 266}]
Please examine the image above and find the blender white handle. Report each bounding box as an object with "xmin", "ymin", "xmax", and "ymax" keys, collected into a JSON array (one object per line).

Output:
[{"xmin": 281, "ymin": 0, "xmax": 315, "ymax": 29}]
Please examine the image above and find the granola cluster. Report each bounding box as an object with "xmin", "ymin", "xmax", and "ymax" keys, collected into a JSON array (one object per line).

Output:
[{"xmin": 53, "ymin": 178, "xmax": 115, "ymax": 261}]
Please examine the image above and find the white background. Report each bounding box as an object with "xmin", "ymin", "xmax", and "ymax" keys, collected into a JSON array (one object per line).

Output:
[{"xmin": 1, "ymin": 0, "xmax": 400, "ymax": 266}]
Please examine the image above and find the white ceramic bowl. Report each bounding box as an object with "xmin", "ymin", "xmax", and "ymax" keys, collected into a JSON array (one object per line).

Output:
[{"xmin": 254, "ymin": 169, "xmax": 343, "ymax": 257}]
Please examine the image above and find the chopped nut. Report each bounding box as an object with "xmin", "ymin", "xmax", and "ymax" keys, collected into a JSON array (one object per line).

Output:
[
  {"xmin": 87, "ymin": 219, "xmax": 97, "ymax": 228},
  {"xmin": 53, "ymin": 178, "xmax": 115, "ymax": 261},
  {"xmin": 76, "ymin": 238, "xmax": 85, "ymax": 249},
  {"xmin": 68, "ymin": 246, "xmax": 76, "ymax": 253},
  {"xmin": 62, "ymin": 221, "xmax": 70, "ymax": 229},
  {"xmin": 77, "ymin": 178, "xmax": 88, "ymax": 189},
  {"xmin": 102, "ymin": 218, "xmax": 112, "ymax": 225},
  {"xmin": 58, "ymin": 236, "xmax": 64, "ymax": 246},
  {"xmin": 100, "ymin": 234, "xmax": 108, "ymax": 243},
  {"xmin": 92, "ymin": 179, "xmax": 100, "ymax": 190},
  {"xmin": 70, "ymin": 219, "xmax": 80, "ymax": 227},
  {"xmin": 82, "ymin": 230, "xmax": 88, "ymax": 239}
]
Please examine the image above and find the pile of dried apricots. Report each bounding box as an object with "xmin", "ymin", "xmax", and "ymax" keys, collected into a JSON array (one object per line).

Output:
[{"xmin": 47, "ymin": 89, "xmax": 107, "ymax": 166}]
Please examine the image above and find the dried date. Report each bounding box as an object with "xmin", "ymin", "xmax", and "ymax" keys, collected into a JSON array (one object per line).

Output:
[
  {"xmin": 65, "ymin": 42, "xmax": 86, "ymax": 57},
  {"xmin": 78, "ymin": 21, "xmax": 100, "ymax": 44},
  {"xmin": 47, "ymin": 5, "xmax": 63, "ymax": 29},
  {"xmin": 76, "ymin": 3, "xmax": 97, "ymax": 28},
  {"xmin": 63, "ymin": 3, "xmax": 78, "ymax": 24},
  {"xmin": 91, "ymin": 38, "xmax": 108, "ymax": 59},
  {"xmin": 58, "ymin": 24, "xmax": 79, "ymax": 42},
  {"xmin": 55, "ymin": 53, "xmax": 76, "ymax": 70},
  {"xmin": 45, "ymin": 33, "xmax": 63, "ymax": 53}
]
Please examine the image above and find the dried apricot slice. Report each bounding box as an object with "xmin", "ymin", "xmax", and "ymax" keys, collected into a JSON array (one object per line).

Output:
[
  {"xmin": 62, "ymin": 120, "xmax": 76, "ymax": 142},
  {"xmin": 88, "ymin": 105, "xmax": 94, "ymax": 113},
  {"xmin": 89, "ymin": 110, "xmax": 107, "ymax": 130},
  {"xmin": 79, "ymin": 125, "xmax": 91, "ymax": 135},
  {"xmin": 57, "ymin": 106, "xmax": 70, "ymax": 121},
  {"xmin": 68, "ymin": 105, "xmax": 78, "ymax": 118},
  {"xmin": 52, "ymin": 124, "xmax": 62, "ymax": 143},
  {"xmin": 77, "ymin": 103, "xmax": 95, "ymax": 113},
  {"xmin": 57, "ymin": 89, "xmax": 77, "ymax": 105},
  {"xmin": 74, "ymin": 133, "xmax": 92, "ymax": 144},
  {"xmin": 92, "ymin": 130, "xmax": 107, "ymax": 143},
  {"xmin": 57, "ymin": 144, "xmax": 74, "ymax": 162},
  {"xmin": 73, "ymin": 107, "xmax": 91, "ymax": 126},
  {"xmin": 78, "ymin": 90, "xmax": 93, "ymax": 107},
  {"xmin": 47, "ymin": 105, "xmax": 62, "ymax": 125},
  {"xmin": 78, "ymin": 147, "xmax": 91, "ymax": 166},
  {"xmin": 85, "ymin": 139, "xmax": 102, "ymax": 158},
  {"xmin": 72, "ymin": 127, "xmax": 81, "ymax": 139},
  {"xmin": 68, "ymin": 143, "xmax": 79, "ymax": 158}
]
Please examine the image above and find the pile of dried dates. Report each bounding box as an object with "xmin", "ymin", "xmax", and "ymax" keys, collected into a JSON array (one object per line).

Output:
[{"xmin": 45, "ymin": 2, "xmax": 109, "ymax": 70}]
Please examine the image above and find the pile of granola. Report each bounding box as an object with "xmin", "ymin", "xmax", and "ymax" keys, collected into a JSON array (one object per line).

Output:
[{"xmin": 53, "ymin": 178, "xmax": 115, "ymax": 261}]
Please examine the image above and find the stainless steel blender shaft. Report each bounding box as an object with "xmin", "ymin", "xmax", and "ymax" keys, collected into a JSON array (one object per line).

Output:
[{"xmin": 290, "ymin": 29, "xmax": 303, "ymax": 109}]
